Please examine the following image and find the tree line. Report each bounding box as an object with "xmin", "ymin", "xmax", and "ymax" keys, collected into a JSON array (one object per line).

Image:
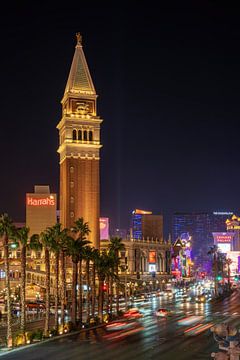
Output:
[{"xmin": 0, "ymin": 213, "xmax": 125, "ymax": 347}]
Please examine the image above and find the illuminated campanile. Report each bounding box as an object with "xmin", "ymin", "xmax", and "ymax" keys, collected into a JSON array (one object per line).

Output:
[{"xmin": 57, "ymin": 33, "xmax": 102, "ymax": 248}]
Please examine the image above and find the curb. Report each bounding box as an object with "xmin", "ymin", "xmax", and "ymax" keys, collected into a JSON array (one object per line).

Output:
[{"xmin": 0, "ymin": 323, "xmax": 106, "ymax": 357}]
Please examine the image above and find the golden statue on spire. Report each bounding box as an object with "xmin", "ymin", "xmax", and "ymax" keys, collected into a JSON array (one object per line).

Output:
[{"xmin": 76, "ymin": 32, "xmax": 82, "ymax": 45}]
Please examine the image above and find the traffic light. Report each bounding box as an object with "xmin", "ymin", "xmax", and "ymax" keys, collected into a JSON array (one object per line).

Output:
[
  {"xmin": 234, "ymin": 275, "xmax": 239, "ymax": 281},
  {"xmin": 216, "ymin": 275, "xmax": 222, "ymax": 281},
  {"xmin": 200, "ymin": 272, "xmax": 206, "ymax": 279},
  {"xmin": 102, "ymin": 283, "xmax": 107, "ymax": 291}
]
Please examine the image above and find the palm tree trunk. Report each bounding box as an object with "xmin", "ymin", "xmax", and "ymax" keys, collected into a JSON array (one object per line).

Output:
[
  {"xmin": 98, "ymin": 278, "xmax": 104, "ymax": 323},
  {"xmin": 4, "ymin": 235, "xmax": 12, "ymax": 347},
  {"xmin": 20, "ymin": 245, "xmax": 26, "ymax": 341},
  {"xmin": 116, "ymin": 268, "xmax": 119, "ymax": 314},
  {"xmin": 106, "ymin": 275, "xmax": 110, "ymax": 314},
  {"xmin": 60, "ymin": 250, "xmax": 65, "ymax": 326},
  {"xmin": 78, "ymin": 260, "xmax": 83, "ymax": 324},
  {"xmin": 44, "ymin": 248, "xmax": 50, "ymax": 337},
  {"xmin": 91, "ymin": 262, "xmax": 96, "ymax": 318},
  {"xmin": 54, "ymin": 251, "xmax": 59, "ymax": 331},
  {"xmin": 86, "ymin": 259, "xmax": 90, "ymax": 323},
  {"xmin": 109, "ymin": 276, "xmax": 113, "ymax": 314},
  {"xmin": 228, "ymin": 264, "xmax": 231, "ymax": 291},
  {"xmin": 71, "ymin": 261, "xmax": 77, "ymax": 325},
  {"xmin": 214, "ymin": 254, "xmax": 218, "ymax": 296}
]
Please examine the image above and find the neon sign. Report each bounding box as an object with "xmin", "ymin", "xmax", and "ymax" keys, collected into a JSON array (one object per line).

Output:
[{"xmin": 27, "ymin": 196, "xmax": 55, "ymax": 206}]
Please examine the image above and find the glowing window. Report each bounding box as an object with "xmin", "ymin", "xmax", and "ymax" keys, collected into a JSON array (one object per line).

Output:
[
  {"xmin": 72, "ymin": 129, "xmax": 77, "ymax": 141},
  {"xmin": 89, "ymin": 131, "xmax": 93, "ymax": 141},
  {"xmin": 78, "ymin": 130, "xmax": 82, "ymax": 141},
  {"xmin": 84, "ymin": 130, "xmax": 88, "ymax": 141}
]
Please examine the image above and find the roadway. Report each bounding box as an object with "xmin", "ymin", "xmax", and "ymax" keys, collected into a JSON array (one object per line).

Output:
[{"xmin": 2, "ymin": 289, "xmax": 240, "ymax": 360}]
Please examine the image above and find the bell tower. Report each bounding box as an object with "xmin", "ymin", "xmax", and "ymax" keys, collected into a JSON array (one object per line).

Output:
[{"xmin": 57, "ymin": 33, "xmax": 102, "ymax": 248}]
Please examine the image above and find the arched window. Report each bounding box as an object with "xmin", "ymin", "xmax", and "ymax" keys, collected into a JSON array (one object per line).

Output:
[
  {"xmin": 78, "ymin": 130, "xmax": 82, "ymax": 141},
  {"xmin": 89, "ymin": 131, "xmax": 93, "ymax": 141},
  {"xmin": 83, "ymin": 130, "xmax": 88, "ymax": 141},
  {"xmin": 72, "ymin": 129, "xmax": 77, "ymax": 141}
]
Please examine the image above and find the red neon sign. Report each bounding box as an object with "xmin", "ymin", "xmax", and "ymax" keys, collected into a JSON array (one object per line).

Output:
[{"xmin": 27, "ymin": 196, "xmax": 55, "ymax": 206}]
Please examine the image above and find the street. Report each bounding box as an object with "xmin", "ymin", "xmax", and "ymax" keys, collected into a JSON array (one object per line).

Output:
[{"xmin": 2, "ymin": 289, "xmax": 240, "ymax": 360}]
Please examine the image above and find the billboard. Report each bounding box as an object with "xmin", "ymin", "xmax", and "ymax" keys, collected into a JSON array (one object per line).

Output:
[
  {"xmin": 99, "ymin": 217, "xmax": 109, "ymax": 240},
  {"xmin": 212, "ymin": 232, "xmax": 234, "ymax": 253},
  {"xmin": 226, "ymin": 251, "xmax": 240, "ymax": 275},
  {"xmin": 149, "ymin": 251, "xmax": 156, "ymax": 264},
  {"xmin": 212, "ymin": 232, "xmax": 234, "ymax": 244}
]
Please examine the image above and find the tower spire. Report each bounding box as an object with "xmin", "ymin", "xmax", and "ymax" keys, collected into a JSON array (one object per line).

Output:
[
  {"xmin": 63, "ymin": 32, "xmax": 95, "ymax": 98},
  {"xmin": 76, "ymin": 32, "xmax": 82, "ymax": 46}
]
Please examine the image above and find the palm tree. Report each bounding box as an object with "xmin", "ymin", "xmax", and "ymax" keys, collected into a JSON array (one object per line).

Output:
[
  {"xmin": 14, "ymin": 226, "xmax": 30, "ymax": 342},
  {"xmin": 0, "ymin": 213, "xmax": 16, "ymax": 347},
  {"xmin": 66, "ymin": 235, "xmax": 90, "ymax": 325},
  {"xmin": 57, "ymin": 227, "xmax": 69, "ymax": 327},
  {"xmin": 208, "ymin": 245, "xmax": 220, "ymax": 296},
  {"xmin": 83, "ymin": 246, "xmax": 93, "ymax": 323},
  {"xmin": 71, "ymin": 218, "xmax": 90, "ymax": 324},
  {"xmin": 108, "ymin": 237, "xmax": 125, "ymax": 314},
  {"xmin": 91, "ymin": 248, "xmax": 99, "ymax": 319},
  {"xmin": 40, "ymin": 230, "xmax": 54, "ymax": 337},
  {"xmin": 226, "ymin": 258, "xmax": 232, "ymax": 291},
  {"xmin": 95, "ymin": 250, "xmax": 116, "ymax": 322},
  {"xmin": 44, "ymin": 223, "xmax": 65, "ymax": 332}
]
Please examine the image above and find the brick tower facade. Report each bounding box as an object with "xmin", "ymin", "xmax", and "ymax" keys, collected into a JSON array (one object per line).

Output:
[{"xmin": 57, "ymin": 33, "xmax": 102, "ymax": 248}]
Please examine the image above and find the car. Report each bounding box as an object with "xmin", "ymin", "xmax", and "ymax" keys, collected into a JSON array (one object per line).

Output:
[
  {"xmin": 106, "ymin": 320, "xmax": 139, "ymax": 331},
  {"xmin": 155, "ymin": 308, "xmax": 172, "ymax": 317},
  {"xmin": 123, "ymin": 308, "xmax": 143, "ymax": 319},
  {"xmin": 195, "ymin": 295, "xmax": 206, "ymax": 303}
]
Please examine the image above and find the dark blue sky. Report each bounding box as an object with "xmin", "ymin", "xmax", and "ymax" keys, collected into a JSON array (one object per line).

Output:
[{"xmin": 0, "ymin": 1, "xmax": 239, "ymax": 236}]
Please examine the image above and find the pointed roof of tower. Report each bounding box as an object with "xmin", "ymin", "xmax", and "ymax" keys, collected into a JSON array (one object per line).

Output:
[{"xmin": 64, "ymin": 33, "xmax": 96, "ymax": 96}]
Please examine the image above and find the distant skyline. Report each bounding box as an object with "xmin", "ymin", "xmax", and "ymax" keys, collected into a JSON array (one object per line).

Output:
[{"xmin": 0, "ymin": 2, "xmax": 240, "ymax": 237}]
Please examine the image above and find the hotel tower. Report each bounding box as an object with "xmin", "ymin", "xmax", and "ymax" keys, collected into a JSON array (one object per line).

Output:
[{"xmin": 57, "ymin": 33, "xmax": 102, "ymax": 248}]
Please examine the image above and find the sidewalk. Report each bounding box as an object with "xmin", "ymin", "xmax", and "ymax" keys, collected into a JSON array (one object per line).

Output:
[{"xmin": 0, "ymin": 323, "xmax": 106, "ymax": 357}]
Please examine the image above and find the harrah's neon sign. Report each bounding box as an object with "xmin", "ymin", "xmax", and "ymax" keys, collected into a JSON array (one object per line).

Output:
[{"xmin": 27, "ymin": 196, "xmax": 55, "ymax": 206}]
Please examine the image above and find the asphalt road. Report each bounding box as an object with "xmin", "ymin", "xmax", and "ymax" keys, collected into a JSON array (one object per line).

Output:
[{"xmin": 2, "ymin": 290, "xmax": 240, "ymax": 360}]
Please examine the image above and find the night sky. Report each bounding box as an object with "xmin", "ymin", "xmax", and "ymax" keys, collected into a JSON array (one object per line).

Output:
[{"xmin": 1, "ymin": 1, "xmax": 240, "ymax": 236}]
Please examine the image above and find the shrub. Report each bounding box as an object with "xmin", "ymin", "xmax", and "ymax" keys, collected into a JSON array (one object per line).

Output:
[{"xmin": 32, "ymin": 329, "xmax": 43, "ymax": 341}]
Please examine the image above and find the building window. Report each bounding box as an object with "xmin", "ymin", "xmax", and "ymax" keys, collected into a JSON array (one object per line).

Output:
[
  {"xmin": 73, "ymin": 129, "xmax": 77, "ymax": 141},
  {"xmin": 89, "ymin": 130, "xmax": 93, "ymax": 141},
  {"xmin": 70, "ymin": 211, "xmax": 74, "ymax": 218},
  {"xmin": 78, "ymin": 130, "xmax": 82, "ymax": 141},
  {"xmin": 70, "ymin": 181, "xmax": 74, "ymax": 188},
  {"xmin": 70, "ymin": 196, "xmax": 74, "ymax": 204},
  {"xmin": 70, "ymin": 166, "xmax": 74, "ymax": 174},
  {"xmin": 83, "ymin": 130, "xmax": 88, "ymax": 141}
]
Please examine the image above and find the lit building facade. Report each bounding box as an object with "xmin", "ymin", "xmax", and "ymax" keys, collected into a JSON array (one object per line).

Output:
[
  {"xmin": 171, "ymin": 233, "xmax": 193, "ymax": 279},
  {"xmin": 100, "ymin": 237, "xmax": 172, "ymax": 289},
  {"xmin": 26, "ymin": 185, "xmax": 57, "ymax": 236},
  {"xmin": 57, "ymin": 33, "xmax": 102, "ymax": 248},
  {"xmin": 172, "ymin": 211, "xmax": 233, "ymax": 268},
  {"xmin": 131, "ymin": 209, "xmax": 163, "ymax": 241},
  {"xmin": 226, "ymin": 214, "xmax": 240, "ymax": 251}
]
